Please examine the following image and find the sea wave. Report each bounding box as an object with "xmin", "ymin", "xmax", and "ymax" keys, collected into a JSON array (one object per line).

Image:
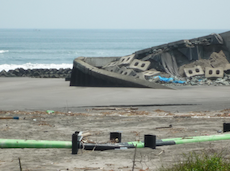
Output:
[
  {"xmin": 0, "ymin": 63, "xmax": 72, "ymax": 72},
  {"xmin": 0, "ymin": 50, "xmax": 9, "ymax": 54}
]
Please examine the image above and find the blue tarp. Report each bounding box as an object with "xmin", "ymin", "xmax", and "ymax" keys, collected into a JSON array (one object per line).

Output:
[{"xmin": 154, "ymin": 76, "xmax": 185, "ymax": 84}]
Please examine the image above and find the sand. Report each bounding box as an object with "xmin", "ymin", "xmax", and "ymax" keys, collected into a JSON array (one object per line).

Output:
[{"xmin": 1, "ymin": 77, "xmax": 230, "ymax": 170}]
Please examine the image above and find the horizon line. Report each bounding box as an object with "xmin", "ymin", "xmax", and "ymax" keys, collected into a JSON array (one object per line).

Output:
[{"xmin": 0, "ymin": 28, "xmax": 229, "ymax": 30}]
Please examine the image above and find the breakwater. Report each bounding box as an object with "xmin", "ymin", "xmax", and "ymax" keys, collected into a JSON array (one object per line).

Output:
[{"xmin": 0, "ymin": 68, "xmax": 72, "ymax": 79}]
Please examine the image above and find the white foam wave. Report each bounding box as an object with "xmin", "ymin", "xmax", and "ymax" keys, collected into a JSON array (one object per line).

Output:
[
  {"xmin": 0, "ymin": 63, "xmax": 72, "ymax": 72},
  {"xmin": 0, "ymin": 50, "xmax": 9, "ymax": 54}
]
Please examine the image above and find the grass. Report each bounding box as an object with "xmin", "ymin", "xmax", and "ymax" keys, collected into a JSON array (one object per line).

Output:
[{"xmin": 159, "ymin": 149, "xmax": 230, "ymax": 171}]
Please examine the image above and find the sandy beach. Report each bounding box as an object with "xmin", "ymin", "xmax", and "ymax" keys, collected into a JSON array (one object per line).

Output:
[
  {"xmin": 1, "ymin": 77, "xmax": 230, "ymax": 170},
  {"xmin": 1, "ymin": 77, "xmax": 230, "ymax": 112}
]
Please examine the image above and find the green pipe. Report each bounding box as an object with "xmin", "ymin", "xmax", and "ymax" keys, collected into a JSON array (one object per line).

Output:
[
  {"xmin": 162, "ymin": 134, "xmax": 230, "ymax": 142},
  {"xmin": 0, "ymin": 139, "xmax": 71, "ymax": 148},
  {"xmin": 128, "ymin": 134, "xmax": 230, "ymax": 147},
  {"xmin": 127, "ymin": 141, "xmax": 144, "ymax": 148},
  {"xmin": 174, "ymin": 134, "xmax": 230, "ymax": 144},
  {"xmin": 1, "ymin": 134, "xmax": 230, "ymax": 148}
]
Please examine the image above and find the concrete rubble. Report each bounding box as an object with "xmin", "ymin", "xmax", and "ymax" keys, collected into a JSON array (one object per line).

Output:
[{"xmin": 100, "ymin": 45, "xmax": 230, "ymax": 87}]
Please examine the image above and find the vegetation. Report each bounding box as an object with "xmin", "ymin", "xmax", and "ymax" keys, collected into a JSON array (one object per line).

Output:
[{"xmin": 159, "ymin": 149, "xmax": 230, "ymax": 171}]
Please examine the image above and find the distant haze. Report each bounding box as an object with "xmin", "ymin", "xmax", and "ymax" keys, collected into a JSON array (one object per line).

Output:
[{"xmin": 0, "ymin": 0, "xmax": 230, "ymax": 30}]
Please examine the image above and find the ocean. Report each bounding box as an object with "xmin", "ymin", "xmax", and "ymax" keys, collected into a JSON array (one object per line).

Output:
[{"xmin": 0, "ymin": 29, "xmax": 228, "ymax": 72}]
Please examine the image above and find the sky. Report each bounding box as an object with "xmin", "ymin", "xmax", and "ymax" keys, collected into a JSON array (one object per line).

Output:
[{"xmin": 0, "ymin": 0, "xmax": 230, "ymax": 30}]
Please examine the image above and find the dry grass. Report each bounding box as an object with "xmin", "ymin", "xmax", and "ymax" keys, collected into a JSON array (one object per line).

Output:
[{"xmin": 159, "ymin": 149, "xmax": 230, "ymax": 171}]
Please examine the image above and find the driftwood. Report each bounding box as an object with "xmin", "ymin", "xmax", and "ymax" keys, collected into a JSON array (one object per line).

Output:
[
  {"xmin": 155, "ymin": 124, "xmax": 172, "ymax": 129},
  {"xmin": 92, "ymin": 107, "xmax": 138, "ymax": 111},
  {"xmin": 173, "ymin": 115, "xmax": 192, "ymax": 118},
  {"xmin": 0, "ymin": 117, "xmax": 19, "ymax": 119}
]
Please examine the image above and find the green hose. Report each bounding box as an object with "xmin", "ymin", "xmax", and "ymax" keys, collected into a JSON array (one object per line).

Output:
[{"xmin": 0, "ymin": 139, "xmax": 71, "ymax": 148}]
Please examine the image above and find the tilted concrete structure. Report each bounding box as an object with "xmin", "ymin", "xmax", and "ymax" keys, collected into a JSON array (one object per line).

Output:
[{"xmin": 70, "ymin": 31, "xmax": 230, "ymax": 89}]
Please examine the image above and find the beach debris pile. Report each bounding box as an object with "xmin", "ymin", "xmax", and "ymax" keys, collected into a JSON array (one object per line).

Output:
[
  {"xmin": 0, "ymin": 68, "xmax": 71, "ymax": 79},
  {"xmin": 102, "ymin": 50, "xmax": 230, "ymax": 86}
]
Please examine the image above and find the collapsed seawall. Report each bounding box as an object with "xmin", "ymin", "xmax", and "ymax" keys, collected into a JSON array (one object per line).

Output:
[{"xmin": 70, "ymin": 31, "xmax": 230, "ymax": 89}]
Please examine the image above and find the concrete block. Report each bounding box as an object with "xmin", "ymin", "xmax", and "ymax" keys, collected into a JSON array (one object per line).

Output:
[
  {"xmin": 104, "ymin": 66, "xmax": 120, "ymax": 73},
  {"xmin": 136, "ymin": 70, "xmax": 160, "ymax": 80},
  {"xmin": 118, "ymin": 54, "xmax": 135, "ymax": 66},
  {"xmin": 118, "ymin": 67, "xmax": 137, "ymax": 76},
  {"xmin": 142, "ymin": 69, "xmax": 160, "ymax": 77},
  {"xmin": 205, "ymin": 67, "xmax": 224, "ymax": 78},
  {"xmin": 134, "ymin": 73, "xmax": 145, "ymax": 80},
  {"xmin": 129, "ymin": 59, "xmax": 150, "ymax": 72},
  {"xmin": 102, "ymin": 61, "xmax": 119, "ymax": 69},
  {"xmin": 184, "ymin": 66, "xmax": 204, "ymax": 77}
]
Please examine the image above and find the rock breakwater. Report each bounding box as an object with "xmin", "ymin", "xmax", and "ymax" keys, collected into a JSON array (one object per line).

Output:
[{"xmin": 0, "ymin": 68, "xmax": 72, "ymax": 79}]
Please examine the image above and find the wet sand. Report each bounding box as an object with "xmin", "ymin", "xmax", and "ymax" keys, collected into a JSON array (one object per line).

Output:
[{"xmin": 1, "ymin": 77, "xmax": 230, "ymax": 170}]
